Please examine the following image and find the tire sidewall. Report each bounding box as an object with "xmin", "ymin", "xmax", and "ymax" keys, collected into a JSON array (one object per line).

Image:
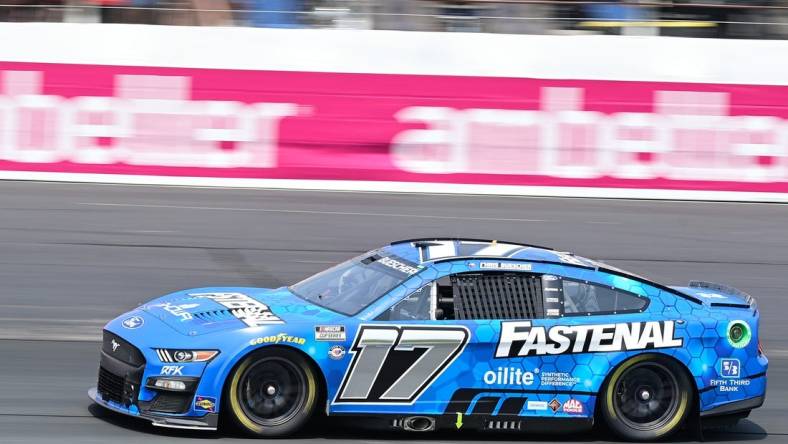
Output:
[
  {"xmin": 225, "ymin": 347, "xmax": 319, "ymax": 437},
  {"xmin": 601, "ymin": 354, "xmax": 693, "ymax": 441}
]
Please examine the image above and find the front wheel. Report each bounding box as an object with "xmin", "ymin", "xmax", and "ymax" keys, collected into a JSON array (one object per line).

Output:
[
  {"xmin": 601, "ymin": 354, "xmax": 693, "ymax": 441},
  {"xmin": 225, "ymin": 348, "xmax": 319, "ymax": 437}
]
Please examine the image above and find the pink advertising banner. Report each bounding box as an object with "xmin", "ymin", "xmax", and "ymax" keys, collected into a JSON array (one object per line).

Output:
[{"xmin": 1, "ymin": 61, "xmax": 787, "ymax": 193}]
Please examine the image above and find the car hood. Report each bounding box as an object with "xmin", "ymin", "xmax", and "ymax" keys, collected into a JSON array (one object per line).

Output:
[{"xmin": 141, "ymin": 286, "xmax": 343, "ymax": 336}]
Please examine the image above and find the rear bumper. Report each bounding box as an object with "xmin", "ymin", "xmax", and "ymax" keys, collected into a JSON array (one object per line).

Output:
[
  {"xmin": 700, "ymin": 394, "xmax": 764, "ymax": 418},
  {"xmin": 89, "ymin": 387, "xmax": 218, "ymax": 430}
]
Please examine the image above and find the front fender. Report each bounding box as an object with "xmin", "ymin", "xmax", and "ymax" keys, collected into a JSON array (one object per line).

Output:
[{"xmin": 196, "ymin": 324, "xmax": 354, "ymax": 413}]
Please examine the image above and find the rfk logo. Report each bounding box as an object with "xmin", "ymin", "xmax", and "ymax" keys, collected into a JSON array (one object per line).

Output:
[{"xmin": 160, "ymin": 365, "xmax": 184, "ymax": 376}]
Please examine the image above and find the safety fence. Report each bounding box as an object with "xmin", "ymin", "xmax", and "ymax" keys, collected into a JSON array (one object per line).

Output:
[
  {"xmin": 2, "ymin": 1, "xmax": 788, "ymax": 39},
  {"xmin": 1, "ymin": 23, "xmax": 787, "ymax": 201}
]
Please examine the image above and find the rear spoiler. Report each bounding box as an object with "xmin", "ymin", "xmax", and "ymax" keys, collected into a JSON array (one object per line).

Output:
[{"xmin": 689, "ymin": 281, "xmax": 756, "ymax": 309}]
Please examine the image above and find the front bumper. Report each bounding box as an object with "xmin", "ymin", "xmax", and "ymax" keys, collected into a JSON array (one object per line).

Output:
[
  {"xmin": 92, "ymin": 327, "xmax": 218, "ymax": 431},
  {"xmin": 90, "ymin": 387, "xmax": 219, "ymax": 430}
]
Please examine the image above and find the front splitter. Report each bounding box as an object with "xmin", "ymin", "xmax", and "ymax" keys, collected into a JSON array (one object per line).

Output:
[{"xmin": 88, "ymin": 387, "xmax": 218, "ymax": 431}]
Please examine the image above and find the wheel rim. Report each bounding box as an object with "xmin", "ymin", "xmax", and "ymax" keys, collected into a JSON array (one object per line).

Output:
[
  {"xmin": 613, "ymin": 361, "xmax": 681, "ymax": 432},
  {"xmin": 237, "ymin": 357, "xmax": 306, "ymax": 427}
]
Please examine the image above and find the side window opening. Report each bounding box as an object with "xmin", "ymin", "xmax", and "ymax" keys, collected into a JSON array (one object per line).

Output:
[
  {"xmin": 448, "ymin": 272, "xmax": 544, "ymax": 320},
  {"xmin": 435, "ymin": 276, "xmax": 453, "ymax": 320},
  {"xmin": 379, "ymin": 272, "xmax": 545, "ymax": 321},
  {"xmin": 562, "ymin": 279, "xmax": 647, "ymax": 316},
  {"xmin": 377, "ymin": 284, "xmax": 434, "ymax": 321}
]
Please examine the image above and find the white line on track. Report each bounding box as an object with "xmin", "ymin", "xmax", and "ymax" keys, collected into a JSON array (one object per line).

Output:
[
  {"xmin": 0, "ymin": 317, "xmax": 106, "ymax": 324},
  {"xmin": 3, "ymin": 172, "xmax": 788, "ymax": 203},
  {"xmin": 79, "ymin": 202, "xmax": 551, "ymax": 223},
  {"xmin": 768, "ymin": 350, "xmax": 788, "ymax": 358},
  {"xmin": 0, "ymin": 304, "xmax": 114, "ymax": 311},
  {"xmin": 292, "ymin": 260, "xmax": 343, "ymax": 264}
]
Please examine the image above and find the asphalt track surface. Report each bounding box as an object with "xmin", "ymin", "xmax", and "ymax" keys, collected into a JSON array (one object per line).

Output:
[{"xmin": 1, "ymin": 180, "xmax": 787, "ymax": 443}]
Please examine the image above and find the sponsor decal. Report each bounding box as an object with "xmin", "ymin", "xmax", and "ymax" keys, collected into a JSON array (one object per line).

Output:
[
  {"xmin": 545, "ymin": 287, "xmax": 560, "ymax": 292},
  {"xmin": 545, "ymin": 297, "xmax": 560, "ymax": 303},
  {"xmin": 527, "ymin": 400, "xmax": 548, "ymax": 411},
  {"xmin": 545, "ymin": 308, "xmax": 561, "ymax": 317},
  {"xmin": 121, "ymin": 316, "xmax": 144, "ymax": 329},
  {"xmin": 720, "ymin": 358, "xmax": 741, "ymax": 378},
  {"xmin": 548, "ymin": 398, "xmax": 561, "ymax": 413},
  {"xmin": 543, "ymin": 275, "xmax": 559, "ymax": 281},
  {"xmin": 540, "ymin": 371, "xmax": 580, "ymax": 387},
  {"xmin": 328, "ymin": 345, "xmax": 346, "ymax": 360},
  {"xmin": 194, "ymin": 396, "xmax": 216, "ymax": 413},
  {"xmin": 710, "ymin": 378, "xmax": 750, "ymax": 392},
  {"xmin": 712, "ymin": 358, "xmax": 749, "ymax": 391},
  {"xmin": 111, "ymin": 339, "xmax": 120, "ymax": 352},
  {"xmin": 249, "ymin": 333, "xmax": 305, "ymax": 346},
  {"xmin": 160, "ymin": 365, "xmax": 184, "ymax": 376},
  {"xmin": 189, "ymin": 292, "xmax": 283, "ymax": 326},
  {"xmin": 315, "ymin": 325, "xmax": 346, "ymax": 341},
  {"xmin": 153, "ymin": 302, "xmax": 199, "ymax": 321},
  {"xmin": 480, "ymin": 262, "xmax": 532, "ymax": 271},
  {"xmin": 483, "ymin": 366, "xmax": 535, "ymax": 386},
  {"xmin": 496, "ymin": 320, "xmax": 683, "ymax": 357},
  {"xmin": 562, "ymin": 399, "xmax": 584, "ymax": 414},
  {"xmin": 378, "ymin": 256, "xmax": 422, "ymax": 275}
]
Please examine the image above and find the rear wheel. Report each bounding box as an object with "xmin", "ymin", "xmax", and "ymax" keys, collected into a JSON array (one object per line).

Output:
[
  {"xmin": 601, "ymin": 354, "xmax": 693, "ymax": 441},
  {"xmin": 226, "ymin": 348, "xmax": 318, "ymax": 437}
]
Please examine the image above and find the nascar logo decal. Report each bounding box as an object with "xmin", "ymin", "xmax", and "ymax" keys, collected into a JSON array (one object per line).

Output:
[
  {"xmin": 496, "ymin": 320, "xmax": 683, "ymax": 357},
  {"xmin": 189, "ymin": 292, "xmax": 283, "ymax": 326}
]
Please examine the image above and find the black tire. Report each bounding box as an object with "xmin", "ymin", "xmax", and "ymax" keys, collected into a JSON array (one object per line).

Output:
[
  {"xmin": 600, "ymin": 354, "xmax": 693, "ymax": 441},
  {"xmin": 225, "ymin": 347, "xmax": 319, "ymax": 437}
]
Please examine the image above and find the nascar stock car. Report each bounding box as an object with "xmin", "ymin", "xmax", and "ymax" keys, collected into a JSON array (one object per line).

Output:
[{"xmin": 90, "ymin": 238, "xmax": 767, "ymax": 441}]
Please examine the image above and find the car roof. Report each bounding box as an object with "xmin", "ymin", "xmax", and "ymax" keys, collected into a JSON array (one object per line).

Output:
[
  {"xmin": 381, "ymin": 238, "xmax": 599, "ymax": 267},
  {"xmin": 379, "ymin": 238, "xmax": 702, "ymax": 305}
]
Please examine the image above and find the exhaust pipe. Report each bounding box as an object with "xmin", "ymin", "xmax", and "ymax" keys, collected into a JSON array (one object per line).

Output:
[{"xmin": 402, "ymin": 416, "xmax": 435, "ymax": 432}]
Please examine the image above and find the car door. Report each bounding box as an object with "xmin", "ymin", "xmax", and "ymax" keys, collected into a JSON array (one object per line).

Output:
[
  {"xmin": 331, "ymin": 282, "xmax": 473, "ymax": 413},
  {"xmin": 356, "ymin": 268, "xmax": 550, "ymax": 419},
  {"xmin": 431, "ymin": 269, "xmax": 550, "ymax": 419}
]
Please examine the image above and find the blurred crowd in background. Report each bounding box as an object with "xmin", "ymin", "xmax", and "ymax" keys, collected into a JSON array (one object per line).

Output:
[{"xmin": 1, "ymin": 0, "xmax": 788, "ymax": 39}]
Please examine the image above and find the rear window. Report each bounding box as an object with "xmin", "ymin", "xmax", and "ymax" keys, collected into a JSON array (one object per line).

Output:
[{"xmin": 562, "ymin": 280, "xmax": 647, "ymax": 315}]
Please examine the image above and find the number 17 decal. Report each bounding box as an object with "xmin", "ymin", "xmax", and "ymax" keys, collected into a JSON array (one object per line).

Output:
[{"xmin": 334, "ymin": 325, "xmax": 470, "ymax": 404}]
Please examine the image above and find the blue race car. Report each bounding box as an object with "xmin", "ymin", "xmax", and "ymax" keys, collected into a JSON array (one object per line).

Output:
[{"xmin": 90, "ymin": 238, "xmax": 767, "ymax": 441}]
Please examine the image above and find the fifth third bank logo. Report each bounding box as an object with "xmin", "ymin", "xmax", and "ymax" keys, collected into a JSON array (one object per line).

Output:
[{"xmin": 720, "ymin": 358, "xmax": 741, "ymax": 378}]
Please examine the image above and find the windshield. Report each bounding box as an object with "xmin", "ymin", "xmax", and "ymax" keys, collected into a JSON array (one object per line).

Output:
[{"xmin": 290, "ymin": 252, "xmax": 423, "ymax": 316}]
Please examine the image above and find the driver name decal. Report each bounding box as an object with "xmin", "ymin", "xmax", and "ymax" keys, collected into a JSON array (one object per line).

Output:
[
  {"xmin": 496, "ymin": 321, "xmax": 683, "ymax": 357},
  {"xmin": 377, "ymin": 257, "xmax": 421, "ymax": 275}
]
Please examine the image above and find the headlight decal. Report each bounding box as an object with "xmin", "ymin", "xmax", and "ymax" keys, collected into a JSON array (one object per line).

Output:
[{"xmin": 155, "ymin": 349, "xmax": 219, "ymax": 363}]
